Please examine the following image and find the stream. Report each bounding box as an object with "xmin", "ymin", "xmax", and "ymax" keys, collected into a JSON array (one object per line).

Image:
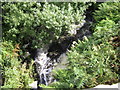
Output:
[{"xmin": 30, "ymin": 3, "xmax": 96, "ymax": 89}]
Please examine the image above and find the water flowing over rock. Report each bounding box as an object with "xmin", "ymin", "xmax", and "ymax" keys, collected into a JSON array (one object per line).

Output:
[
  {"xmin": 34, "ymin": 47, "xmax": 68, "ymax": 87},
  {"xmin": 34, "ymin": 48, "xmax": 53, "ymax": 86}
]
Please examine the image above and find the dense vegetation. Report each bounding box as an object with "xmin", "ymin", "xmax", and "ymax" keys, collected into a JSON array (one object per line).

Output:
[
  {"xmin": 2, "ymin": 2, "xmax": 90, "ymax": 48},
  {"xmin": 1, "ymin": 1, "xmax": 120, "ymax": 88},
  {"xmin": 52, "ymin": 2, "xmax": 120, "ymax": 88}
]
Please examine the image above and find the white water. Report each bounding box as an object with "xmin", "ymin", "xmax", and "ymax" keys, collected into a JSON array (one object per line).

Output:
[
  {"xmin": 34, "ymin": 47, "xmax": 69, "ymax": 88},
  {"xmin": 35, "ymin": 50, "xmax": 51, "ymax": 86}
]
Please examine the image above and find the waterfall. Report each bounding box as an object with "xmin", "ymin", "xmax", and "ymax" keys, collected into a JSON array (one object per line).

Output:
[{"xmin": 34, "ymin": 47, "xmax": 68, "ymax": 88}]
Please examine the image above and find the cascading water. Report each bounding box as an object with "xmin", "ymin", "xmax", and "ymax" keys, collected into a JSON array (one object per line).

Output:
[
  {"xmin": 34, "ymin": 48, "xmax": 62, "ymax": 87},
  {"xmin": 34, "ymin": 47, "xmax": 69, "ymax": 89},
  {"xmin": 34, "ymin": 49, "xmax": 52, "ymax": 86}
]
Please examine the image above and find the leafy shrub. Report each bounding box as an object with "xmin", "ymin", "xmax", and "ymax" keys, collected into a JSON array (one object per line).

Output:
[
  {"xmin": 1, "ymin": 2, "xmax": 92, "ymax": 88},
  {"xmin": 2, "ymin": 2, "xmax": 90, "ymax": 48},
  {"xmin": 94, "ymin": 2, "xmax": 120, "ymax": 23},
  {"xmin": 1, "ymin": 41, "xmax": 34, "ymax": 88},
  {"xmin": 52, "ymin": 19, "xmax": 120, "ymax": 88}
]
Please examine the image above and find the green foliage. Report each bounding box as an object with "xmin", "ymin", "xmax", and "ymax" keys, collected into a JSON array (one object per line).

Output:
[
  {"xmin": 94, "ymin": 2, "xmax": 120, "ymax": 23},
  {"xmin": 1, "ymin": 2, "xmax": 120, "ymax": 89},
  {"xmin": 1, "ymin": 41, "xmax": 34, "ymax": 88},
  {"xmin": 1, "ymin": 2, "xmax": 92, "ymax": 88},
  {"xmin": 52, "ymin": 19, "xmax": 120, "ymax": 88},
  {"xmin": 2, "ymin": 2, "xmax": 90, "ymax": 48}
]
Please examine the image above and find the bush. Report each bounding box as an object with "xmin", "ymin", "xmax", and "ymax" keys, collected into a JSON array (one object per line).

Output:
[
  {"xmin": 1, "ymin": 41, "xmax": 34, "ymax": 88},
  {"xmin": 1, "ymin": 2, "xmax": 92, "ymax": 88},
  {"xmin": 40, "ymin": 2, "xmax": 120, "ymax": 88},
  {"xmin": 2, "ymin": 2, "xmax": 119, "ymax": 88},
  {"xmin": 2, "ymin": 2, "xmax": 90, "ymax": 48},
  {"xmin": 94, "ymin": 2, "xmax": 120, "ymax": 23},
  {"xmin": 52, "ymin": 19, "xmax": 120, "ymax": 88}
]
